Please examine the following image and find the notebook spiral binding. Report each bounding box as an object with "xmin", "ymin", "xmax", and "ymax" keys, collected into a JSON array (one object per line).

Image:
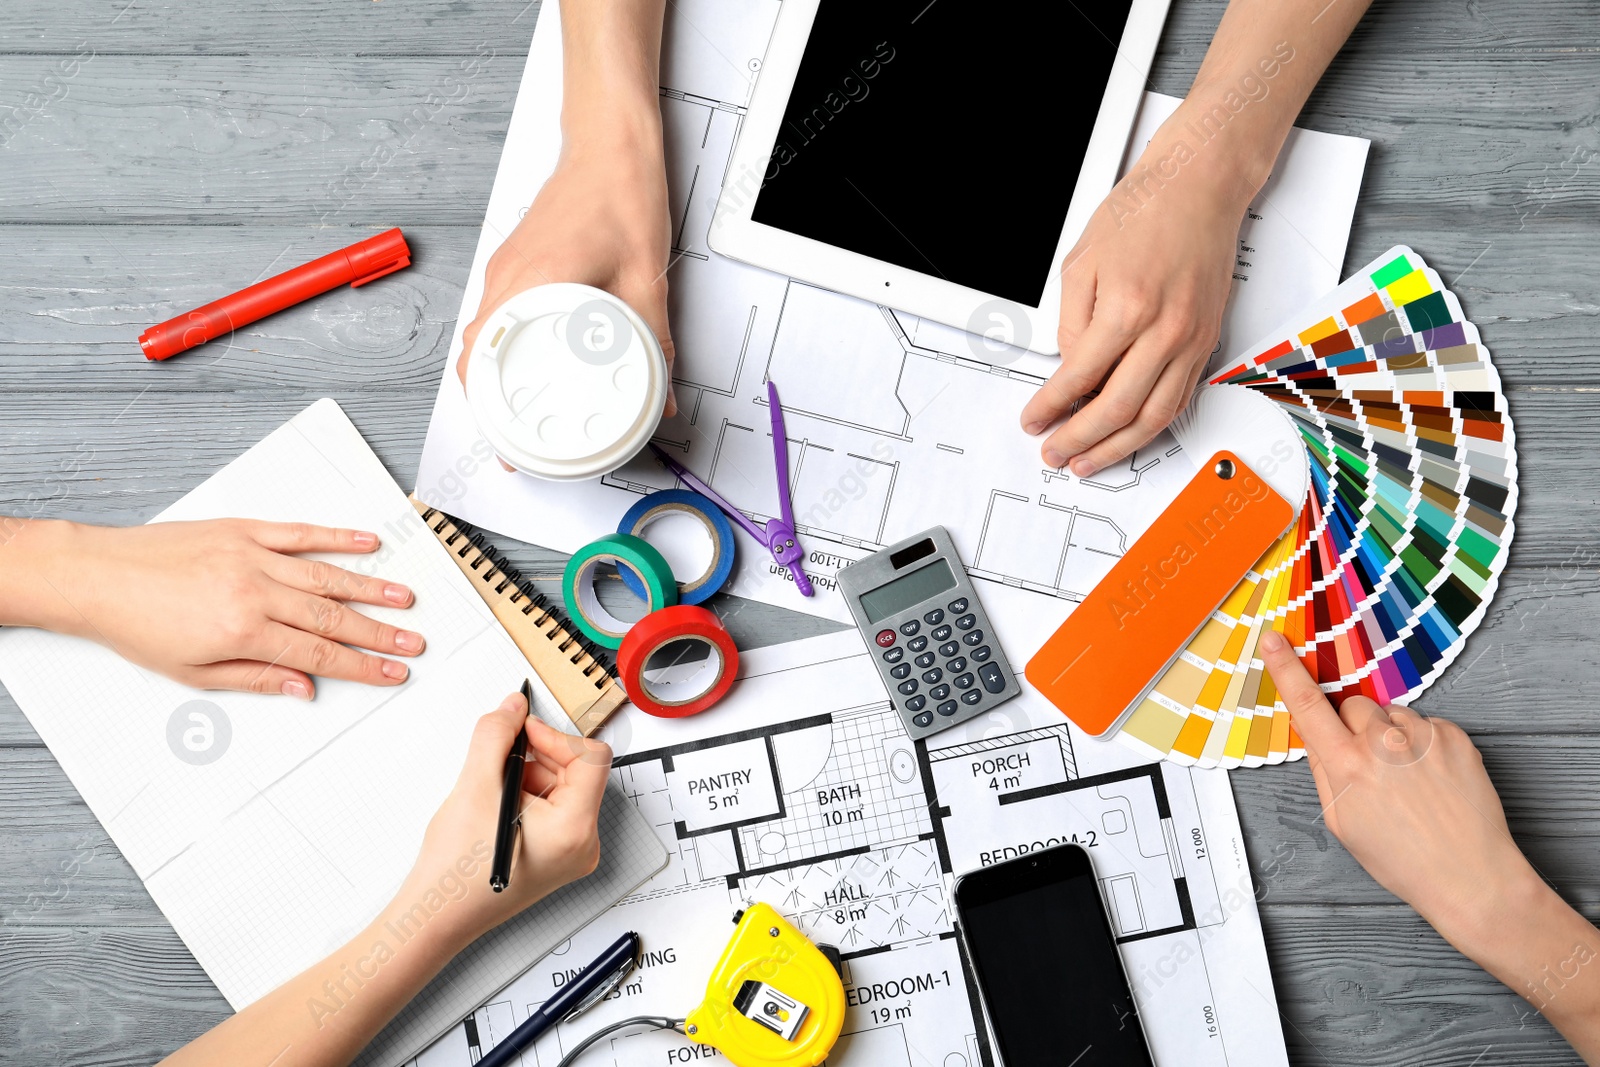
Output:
[
  {"xmin": 412, "ymin": 499, "xmax": 628, "ymax": 736},
  {"xmin": 435, "ymin": 510, "xmax": 616, "ymax": 674}
]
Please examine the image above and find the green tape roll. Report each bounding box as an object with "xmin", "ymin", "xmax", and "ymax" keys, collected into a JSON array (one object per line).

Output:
[{"xmin": 562, "ymin": 533, "xmax": 679, "ymax": 649}]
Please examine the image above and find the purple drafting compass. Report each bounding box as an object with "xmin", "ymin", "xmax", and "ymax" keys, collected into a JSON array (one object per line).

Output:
[{"xmin": 649, "ymin": 380, "xmax": 814, "ymax": 598}]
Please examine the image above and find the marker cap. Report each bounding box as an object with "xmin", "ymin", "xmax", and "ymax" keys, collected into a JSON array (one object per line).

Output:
[
  {"xmin": 346, "ymin": 228, "xmax": 413, "ymax": 287},
  {"xmin": 466, "ymin": 284, "xmax": 668, "ymax": 481}
]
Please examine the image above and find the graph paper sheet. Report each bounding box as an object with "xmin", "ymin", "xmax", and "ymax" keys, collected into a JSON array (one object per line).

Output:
[{"xmin": 0, "ymin": 399, "xmax": 668, "ymax": 1059}]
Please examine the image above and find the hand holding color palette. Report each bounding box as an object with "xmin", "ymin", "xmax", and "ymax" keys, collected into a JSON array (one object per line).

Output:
[{"xmin": 1112, "ymin": 247, "xmax": 1517, "ymax": 769}]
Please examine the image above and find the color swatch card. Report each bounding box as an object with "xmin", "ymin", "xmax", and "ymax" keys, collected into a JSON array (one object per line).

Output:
[{"xmin": 1114, "ymin": 247, "xmax": 1517, "ymax": 768}]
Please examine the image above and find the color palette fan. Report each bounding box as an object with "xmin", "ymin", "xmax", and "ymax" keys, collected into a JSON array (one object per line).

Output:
[{"xmin": 1113, "ymin": 246, "xmax": 1517, "ymax": 769}]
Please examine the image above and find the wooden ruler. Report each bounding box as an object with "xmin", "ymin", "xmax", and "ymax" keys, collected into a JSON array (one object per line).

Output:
[{"xmin": 412, "ymin": 497, "xmax": 627, "ymax": 736}]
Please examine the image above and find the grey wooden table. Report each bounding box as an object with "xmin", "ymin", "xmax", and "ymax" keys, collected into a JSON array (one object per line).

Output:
[{"xmin": 1, "ymin": 1, "xmax": 1596, "ymax": 1063}]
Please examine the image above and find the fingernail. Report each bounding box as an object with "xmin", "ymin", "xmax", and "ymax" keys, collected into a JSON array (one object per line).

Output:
[
  {"xmin": 1024, "ymin": 421, "xmax": 1045, "ymax": 436},
  {"xmin": 384, "ymin": 583, "xmax": 412, "ymax": 606},
  {"xmin": 395, "ymin": 630, "xmax": 425, "ymax": 653},
  {"xmin": 500, "ymin": 691, "xmax": 528, "ymax": 712},
  {"xmin": 381, "ymin": 660, "xmax": 409, "ymax": 680},
  {"xmin": 1043, "ymin": 449, "xmax": 1066, "ymax": 469},
  {"xmin": 1261, "ymin": 631, "xmax": 1285, "ymax": 653},
  {"xmin": 1070, "ymin": 458, "xmax": 1097, "ymax": 477},
  {"xmin": 282, "ymin": 679, "xmax": 312, "ymax": 700},
  {"xmin": 352, "ymin": 531, "xmax": 378, "ymax": 549}
]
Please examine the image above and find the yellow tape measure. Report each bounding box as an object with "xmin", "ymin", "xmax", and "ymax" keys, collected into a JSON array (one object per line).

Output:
[{"xmin": 684, "ymin": 904, "xmax": 846, "ymax": 1067}]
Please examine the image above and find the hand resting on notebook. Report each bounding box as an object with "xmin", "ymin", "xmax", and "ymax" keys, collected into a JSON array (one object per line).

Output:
[
  {"xmin": 0, "ymin": 517, "xmax": 423, "ymax": 699},
  {"xmin": 1261, "ymin": 633, "xmax": 1600, "ymax": 1059},
  {"xmin": 159, "ymin": 689, "xmax": 613, "ymax": 1067}
]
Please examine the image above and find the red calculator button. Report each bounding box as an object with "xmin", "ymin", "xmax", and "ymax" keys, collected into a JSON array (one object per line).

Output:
[{"xmin": 875, "ymin": 629, "xmax": 897, "ymax": 648}]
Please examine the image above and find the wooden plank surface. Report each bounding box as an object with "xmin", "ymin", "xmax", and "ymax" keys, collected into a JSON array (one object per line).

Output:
[{"xmin": 2, "ymin": 0, "xmax": 1598, "ymax": 1064}]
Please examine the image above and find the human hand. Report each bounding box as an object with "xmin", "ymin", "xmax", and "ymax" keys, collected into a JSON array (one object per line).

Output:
[
  {"xmin": 404, "ymin": 690, "xmax": 612, "ymax": 944},
  {"xmin": 1020, "ymin": 130, "xmax": 1248, "ymax": 477},
  {"xmin": 1259, "ymin": 630, "xmax": 1538, "ymax": 941},
  {"xmin": 455, "ymin": 133, "xmax": 677, "ymax": 422},
  {"xmin": 42, "ymin": 519, "xmax": 421, "ymax": 699}
]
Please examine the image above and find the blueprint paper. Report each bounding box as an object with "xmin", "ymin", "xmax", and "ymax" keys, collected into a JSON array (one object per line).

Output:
[
  {"xmin": 0, "ymin": 400, "xmax": 667, "ymax": 1047},
  {"xmin": 415, "ymin": 0, "xmax": 1368, "ymax": 650},
  {"xmin": 408, "ymin": 629, "xmax": 1288, "ymax": 1067}
]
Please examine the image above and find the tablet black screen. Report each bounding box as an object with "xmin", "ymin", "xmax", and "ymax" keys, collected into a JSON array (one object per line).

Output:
[{"xmin": 750, "ymin": 0, "xmax": 1138, "ymax": 306}]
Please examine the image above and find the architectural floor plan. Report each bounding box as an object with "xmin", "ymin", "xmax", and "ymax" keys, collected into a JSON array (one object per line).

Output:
[
  {"xmin": 405, "ymin": 3, "xmax": 1366, "ymax": 1062},
  {"xmin": 415, "ymin": 0, "xmax": 1365, "ymax": 635},
  {"xmin": 410, "ymin": 633, "xmax": 1287, "ymax": 1067}
]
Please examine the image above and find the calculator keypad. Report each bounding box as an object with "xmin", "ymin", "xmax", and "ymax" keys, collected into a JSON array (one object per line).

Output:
[
  {"xmin": 843, "ymin": 535, "xmax": 1018, "ymax": 741},
  {"xmin": 875, "ymin": 615, "xmax": 1015, "ymax": 732}
]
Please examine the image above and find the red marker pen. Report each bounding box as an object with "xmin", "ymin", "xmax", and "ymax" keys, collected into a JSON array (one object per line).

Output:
[{"xmin": 138, "ymin": 228, "xmax": 412, "ymax": 361}]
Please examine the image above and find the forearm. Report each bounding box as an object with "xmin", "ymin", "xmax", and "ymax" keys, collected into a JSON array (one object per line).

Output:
[
  {"xmin": 1435, "ymin": 865, "xmax": 1600, "ymax": 1061},
  {"xmin": 160, "ymin": 867, "xmax": 484, "ymax": 1067},
  {"xmin": 559, "ymin": 0, "xmax": 666, "ymax": 151},
  {"xmin": 0, "ymin": 517, "xmax": 86, "ymax": 632},
  {"xmin": 1127, "ymin": 0, "xmax": 1374, "ymax": 213}
]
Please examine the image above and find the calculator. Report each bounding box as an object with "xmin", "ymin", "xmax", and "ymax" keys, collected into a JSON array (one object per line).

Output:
[{"xmin": 837, "ymin": 526, "xmax": 1021, "ymax": 739}]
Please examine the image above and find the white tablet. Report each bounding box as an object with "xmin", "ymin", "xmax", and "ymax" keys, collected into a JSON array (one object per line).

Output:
[{"xmin": 709, "ymin": 0, "xmax": 1172, "ymax": 356}]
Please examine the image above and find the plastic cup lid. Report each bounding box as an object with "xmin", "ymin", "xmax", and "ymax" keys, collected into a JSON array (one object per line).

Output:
[{"xmin": 466, "ymin": 284, "xmax": 667, "ymax": 481}]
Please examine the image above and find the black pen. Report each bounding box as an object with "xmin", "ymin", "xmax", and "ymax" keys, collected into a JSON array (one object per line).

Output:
[
  {"xmin": 477, "ymin": 931, "xmax": 642, "ymax": 1067},
  {"xmin": 489, "ymin": 679, "xmax": 533, "ymax": 892}
]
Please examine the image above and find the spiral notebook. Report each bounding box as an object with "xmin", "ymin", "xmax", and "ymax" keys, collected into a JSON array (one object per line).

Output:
[{"xmin": 0, "ymin": 399, "xmax": 667, "ymax": 1063}]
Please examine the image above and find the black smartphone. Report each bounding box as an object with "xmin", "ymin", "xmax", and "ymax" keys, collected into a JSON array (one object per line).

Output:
[{"xmin": 953, "ymin": 844, "xmax": 1154, "ymax": 1066}]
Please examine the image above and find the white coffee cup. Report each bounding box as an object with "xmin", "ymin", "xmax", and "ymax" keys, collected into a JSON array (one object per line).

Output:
[{"xmin": 465, "ymin": 284, "xmax": 669, "ymax": 481}]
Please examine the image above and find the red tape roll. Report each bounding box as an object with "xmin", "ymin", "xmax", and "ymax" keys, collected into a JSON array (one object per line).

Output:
[{"xmin": 617, "ymin": 605, "xmax": 740, "ymax": 718}]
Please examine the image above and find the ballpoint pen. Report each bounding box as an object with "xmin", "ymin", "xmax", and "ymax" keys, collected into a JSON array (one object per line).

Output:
[
  {"xmin": 489, "ymin": 679, "xmax": 534, "ymax": 892},
  {"xmin": 650, "ymin": 379, "xmax": 814, "ymax": 597},
  {"xmin": 477, "ymin": 931, "xmax": 643, "ymax": 1067}
]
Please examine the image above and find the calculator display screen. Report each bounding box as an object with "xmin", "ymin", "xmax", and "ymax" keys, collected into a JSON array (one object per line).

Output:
[{"xmin": 859, "ymin": 558, "xmax": 957, "ymax": 623}]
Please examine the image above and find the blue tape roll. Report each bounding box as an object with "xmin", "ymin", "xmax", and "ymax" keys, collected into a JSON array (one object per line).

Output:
[{"xmin": 617, "ymin": 489, "xmax": 736, "ymax": 606}]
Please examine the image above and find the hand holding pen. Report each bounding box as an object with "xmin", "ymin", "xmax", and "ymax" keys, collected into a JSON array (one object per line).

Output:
[
  {"xmin": 398, "ymin": 685, "xmax": 613, "ymax": 944},
  {"xmin": 159, "ymin": 688, "xmax": 616, "ymax": 1066}
]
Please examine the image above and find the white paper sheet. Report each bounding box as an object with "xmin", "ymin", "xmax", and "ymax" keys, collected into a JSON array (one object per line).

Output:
[
  {"xmin": 0, "ymin": 400, "xmax": 667, "ymax": 1044},
  {"xmin": 414, "ymin": 1, "xmax": 1367, "ymax": 646},
  {"xmin": 410, "ymin": 629, "xmax": 1288, "ymax": 1067}
]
